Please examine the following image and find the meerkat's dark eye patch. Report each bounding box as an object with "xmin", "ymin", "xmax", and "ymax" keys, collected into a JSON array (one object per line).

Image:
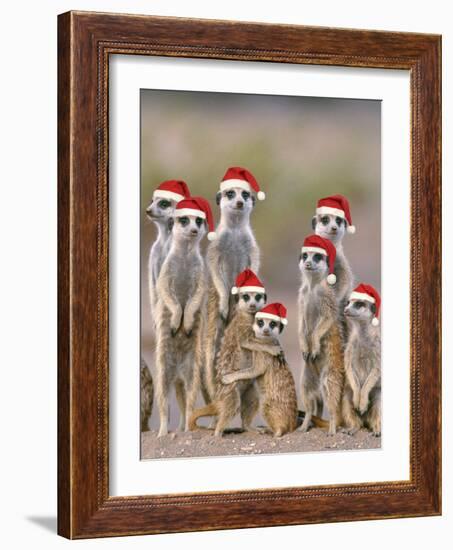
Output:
[
  {"xmin": 242, "ymin": 294, "xmax": 250, "ymax": 302},
  {"xmin": 226, "ymin": 190, "xmax": 236, "ymax": 200},
  {"xmin": 302, "ymin": 252, "xmax": 308, "ymax": 261},
  {"xmin": 241, "ymin": 191, "xmax": 250, "ymax": 201},
  {"xmin": 335, "ymin": 216, "xmax": 343, "ymax": 226},
  {"xmin": 254, "ymin": 293, "xmax": 263, "ymax": 302},
  {"xmin": 195, "ymin": 217, "xmax": 203, "ymax": 227},
  {"xmin": 269, "ymin": 321, "xmax": 277, "ymax": 330},
  {"xmin": 354, "ymin": 301, "xmax": 365, "ymax": 309},
  {"xmin": 313, "ymin": 253, "xmax": 324, "ymax": 263},
  {"xmin": 158, "ymin": 199, "xmax": 171, "ymax": 209},
  {"xmin": 257, "ymin": 319, "xmax": 264, "ymax": 328},
  {"xmin": 178, "ymin": 216, "xmax": 189, "ymax": 226},
  {"xmin": 321, "ymin": 216, "xmax": 330, "ymax": 226},
  {"xmin": 371, "ymin": 303, "xmax": 377, "ymax": 314}
]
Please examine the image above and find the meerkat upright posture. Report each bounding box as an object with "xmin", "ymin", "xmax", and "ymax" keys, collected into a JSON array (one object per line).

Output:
[
  {"xmin": 312, "ymin": 194, "xmax": 356, "ymax": 309},
  {"xmin": 189, "ymin": 270, "xmax": 277, "ymax": 435},
  {"xmin": 140, "ymin": 358, "xmax": 154, "ymax": 432},
  {"xmin": 154, "ymin": 197, "xmax": 216, "ymax": 437},
  {"xmin": 342, "ymin": 284, "xmax": 381, "ymax": 436},
  {"xmin": 145, "ymin": 180, "xmax": 191, "ymax": 317},
  {"xmin": 298, "ymin": 234, "xmax": 344, "ymax": 436},
  {"xmin": 222, "ymin": 304, "xmax": 298, "ymax": 437},
  {"xmin": 203, "ymin": 167, "xmax": 265, "ymax": 400}
]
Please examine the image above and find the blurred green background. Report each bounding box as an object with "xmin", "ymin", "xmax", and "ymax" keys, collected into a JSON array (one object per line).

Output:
[{"xmin": 140, "ymin": 89, "xmax": 381, "ymax": 433}]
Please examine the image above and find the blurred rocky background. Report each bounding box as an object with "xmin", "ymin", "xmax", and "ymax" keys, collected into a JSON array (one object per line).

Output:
[{"xmin": 140, "ymin": 90, "xmax": 380, "ymax": 437}]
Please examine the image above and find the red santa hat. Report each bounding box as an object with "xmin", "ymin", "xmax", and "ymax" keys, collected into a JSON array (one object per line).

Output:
[
  {"xmin": 255, "ymin": 302, "xmax": 288, "ymax": 326},
  {"xmin": 350, "ymin": 283, "xmax": 381, "ymax": 326},
  {"xmin": 301, "ymin": 234, "xmax": 337, "ymax": 285},
  {"xmin": 219, "ymin": 166, "xmax": 265, "ymax": 200},
  {"xmin": 231, "ymin": 269, "xmax": 265, "ymax": 295},
  {"xmin": 316, "ymin": 194, "xmax": 356, "ymax": 234},
  {"xmin": 174, "ymin": 196, "xmax": 217, "ymax": 241},
  {"xmin": 153, "ymin": 180, "xmax": 190, "ymax": 203}
]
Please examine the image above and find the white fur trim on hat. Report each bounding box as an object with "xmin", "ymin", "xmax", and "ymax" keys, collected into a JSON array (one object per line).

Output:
[
  {"xmin": 347, "ymin": 225, "xmax": 356, "ymax": 234},
  {"xmin": 350, "ymin": 291, "xmax": 375, "ymax": 304},
  {"xmin": 153, "ymin": 189, "xmax": 185, "ymax": 202},
  {"xmin": 175, "ymin": 208, "xmax": 206, "ymax": 219},
  {"xmin": 255, "ymin": 311, "xmax": 288, "ymax": 325},
  {"xmin": 372, "ymin": 317, "xmax": 380, "ymax": 326},
  {"xmin": 327, "ymin": 273, "xmax": 337, "ymax": 285},
  {"xmin": 316, "ymin": 206, "xmax": 345, "ymax": 218},
  {"xmin": 232, "ymin": 285, "xmax": 265, "ymax": 294},
  {"xmin": 220, "ymin": 179, "xmax": 251, "ymax": 193},
  {"xmin": 301, "ymin": 246, "xmax": 327, "ymax": 255},
  {"xmin": 207, "ymin": 232, "xmax": 217, "ymax": 241}
]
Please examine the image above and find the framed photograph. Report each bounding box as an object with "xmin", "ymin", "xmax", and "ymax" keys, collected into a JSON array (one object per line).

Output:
[{"xmin": 58, "ymin": 11, "xmax": 441, "ymax": 538}]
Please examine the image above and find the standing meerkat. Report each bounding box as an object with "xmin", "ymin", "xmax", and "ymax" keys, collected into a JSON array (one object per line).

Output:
[
  {"xmin": 145, "ymin": 180, "xmax": 191, "ymax": 317},
  {"xmin": 203, "ymin": 167, "xmax": 264, "ymax": 400},
  {"xmin": 140, "ymin": 358, "xmax": 154, "ymax": 432},
  {"xmin": 222, "ymin": 303, "xmax": 298, "ymax": 437},
  {"xmin": 189, "ymin": 270, "xmax": 277, "ymax": 436},
  {"xmin": 342, "ymin": 284, "xmax": 381, "ymax": 437},
  {"xmin": 298, "ymin": 234, "xmax": 345, "ymax": 435},
  {"xmin": 312, "ymin": 194, "xmax": 356, "ymax": 309},
  {"xmin": 154, "ymin": 196, "xmax": 215, "ymax": 437}
]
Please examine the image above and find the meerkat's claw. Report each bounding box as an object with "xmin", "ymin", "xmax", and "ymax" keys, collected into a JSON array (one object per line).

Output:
[
  {"xmin": 184, "ymin": 328, "xmax": 193, "ymax": 338},
  {"xmin": 302, "ymin": 352, "xmax": 310, "ymax": 362},
  {"xmin": 371, "ymin": 431, "xmax": 381, "ymax": 437}
]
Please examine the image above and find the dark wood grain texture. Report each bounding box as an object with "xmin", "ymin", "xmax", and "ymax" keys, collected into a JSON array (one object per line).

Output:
[{"xmin": 57, "ymin": 10, "xmax": 441, "ymax": 539}]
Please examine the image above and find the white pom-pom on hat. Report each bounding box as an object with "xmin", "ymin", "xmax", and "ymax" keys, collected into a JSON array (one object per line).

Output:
[
  {"xmin": 372, "ymin": 317, "xmax": 380, "ymax": 327},
  {"xmin": 327, "ymin": 273, "xmax": 337, "ymax": 285},
  {"xmin": 347, "ymin": 225, "xmax": 356, "ymax": 234},
  {"xmin": 257, "ymin": 191, "xmax": 266, "ymax": 201},
  {"xmin": 231, "ymin": 286, "xmax": 239, "ymax": 295},
  {"xmin": 207, "ymin": 231, "xmax": 217, "ymax": 241}
]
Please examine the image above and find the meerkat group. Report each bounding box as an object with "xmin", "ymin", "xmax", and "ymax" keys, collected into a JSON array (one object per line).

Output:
[{"xmin": 143, "ymin": 171, "xmax": 381, "ymax": 440}]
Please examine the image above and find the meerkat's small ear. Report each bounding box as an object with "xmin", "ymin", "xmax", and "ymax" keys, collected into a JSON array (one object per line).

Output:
[
  {"xmin": 311, "ymin": 216, "xmax": 317, "ymax": 230},
  {"xmin": 167, "ymin": 218, "xmax": 174, "ymax": 231},
  {"xmin": 370, "ymin": 303, "xmax": 377, "ymax": 314},
  {"xmin": 263, "ymin": 293, "xmax": 267, "ymax": 304},
  {"xmin": 279, "ymin": 323, "xmax": 285, "ymax": 334},
  {"xmin": 251, "ymin": 195, "xmax": 256, "ymax": 206},
  {"xmin": 233, "ymin": 294, "xmax": 240, "ymax": 303},
  {"xmin": 215, "ymin": 192, "xmax": 221, "ymax": 206}
]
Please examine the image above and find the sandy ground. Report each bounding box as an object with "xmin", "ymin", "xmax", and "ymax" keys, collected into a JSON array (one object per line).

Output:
[{"xmin": 141, "ymin": 428, "xmax": 381, "ymax": 460}]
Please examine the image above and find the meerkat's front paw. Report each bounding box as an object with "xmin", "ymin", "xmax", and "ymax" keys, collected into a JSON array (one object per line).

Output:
[
  {"xmin": 358, "ymin": 397, "xmax": 369, "ymax": 415},
  {"xmin": 371, "ymin": 431, "xmax": 381, "ymax": 437},
  {"xmin": 302, "ymin": 351, "xmax": 310, "ymax": 362},
  {"xmin": 221, "ymin": 373, "xmax": 237, "ymax": 385},
  {"xmin": 184, "ymin": 328, "xmax": 193, "ymax": 338}
]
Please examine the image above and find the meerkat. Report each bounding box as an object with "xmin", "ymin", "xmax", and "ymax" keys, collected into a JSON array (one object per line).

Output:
[
  {"xmin": 154, "ymin": 197, "xmax": 213, "ymax": 437},
  {"xmin": 203, "ymin": 167, "xmax": 263, "ymax": 401},
  {"xmin": 298, "ymin": 235, "xmax": 345, "ymax": 436},
  {"xmin": 312, "ymin": 194, "xmax": 356, "ymax": 310},
  {"xmin": 189, "ymin": 291, "xmax": 279, "ymax": 436},
  {"xmin": 145, "ymin": 180, "xmax": 190, "ymax": 317},
  {"xmin": 140, "ymin": 358, "xmax": 154, "ymax": 432},
  {"xmin": 221, "ymin": 307, "xmax": 298, "ymax": 437},
  {"xmin": 341, "ymin": 285, "xmax": 381, "ymax": 436}
]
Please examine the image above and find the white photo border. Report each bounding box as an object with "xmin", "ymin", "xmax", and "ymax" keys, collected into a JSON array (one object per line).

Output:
[{"xmin": 109, "ymin": 56, "xmax": 410, "ymax": 496}]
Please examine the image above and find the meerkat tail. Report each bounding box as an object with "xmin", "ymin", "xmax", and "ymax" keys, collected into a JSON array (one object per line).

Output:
[
  {"xmin": 297, "ymin": 410, "xmax": 330, "ymax": 429},
  {"xmin": 188, "ymin": 403, "xmax": 219, "ymax": 431}
]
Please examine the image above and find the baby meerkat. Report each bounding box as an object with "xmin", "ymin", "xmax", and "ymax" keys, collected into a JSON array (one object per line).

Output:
[
  {"xmin": 145, "ymin": 180, "xmax": 191, "ymax": 317},
  {"xmin": 222, "ymin": 304, "xmax": 298, "ymax": 437},
  {"xmin": 298, "ymin": 234, "xmax": 345, "ymax": 436},
  {"xmin": 342, "ymin": 284, "xmax": 381, "ymax": 437},
  {"xmin": 312, "ymin": 194, "xmax": 356, "ymax": 309},
  {"xmin": 189, "ymin": 274, "xmax": 282, "ymax": 437},
  {"xmin": 203, "ymin": 167, "xmax": 264, "ymax": 401},
  {"xmin": 154, "ymin": 197, "xmax": 215, "ymax": 437},
  {"xmin": 140, "ymin": 358, "xmax": 154, "ymax": 432}
]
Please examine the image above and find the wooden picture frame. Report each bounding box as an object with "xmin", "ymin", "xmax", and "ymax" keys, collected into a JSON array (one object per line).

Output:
[{"xmin": 58, "ymin": 11, "xmax": 441, "ymax": 539}]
